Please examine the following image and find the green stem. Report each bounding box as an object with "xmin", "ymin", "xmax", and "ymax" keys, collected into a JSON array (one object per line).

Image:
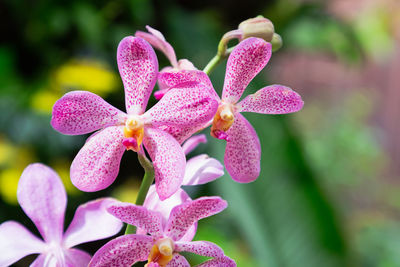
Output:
[
  {"xmin": 203, "ymin": 54, "xmax": 222, "ymax": 75},
  {"xmin": 125, "ymin": 153, "xmax": 155, "ymax": 234},
  {"xmin": 203, "ymin": 44, "xmax": 237, "ymax": 75}
]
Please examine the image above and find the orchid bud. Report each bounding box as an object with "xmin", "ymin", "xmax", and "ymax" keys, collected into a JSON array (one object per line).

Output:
[
  {"xmin": 271, "ymin": 33, "xmax": 283, "ymax": 52},
  {"xmin": 238, "ymin": 16, "xmax": 274, "ymax": 42}
]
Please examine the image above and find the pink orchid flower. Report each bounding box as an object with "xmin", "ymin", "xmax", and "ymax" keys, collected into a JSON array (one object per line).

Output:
[
  {"xmin": 135, "ymin": 26, "xmax": 197, "ymax": 100},
  {"xmin": 136, "ymin": 134, "xmax": 225, "ymax": 242},
  {"xmin": 89, "ymin": 197, "xmax": 235, "ymax": 267},
  {"xmin": 158, "ymin": 37, "xmax": 304, "ymax": 183},
  {"xmin": 51, "ymin": 36, "xmax": 218, "ymax": 200},
  {"xmin": 0, "ymin": 163, "xmax": 123, "ymax": 267}
]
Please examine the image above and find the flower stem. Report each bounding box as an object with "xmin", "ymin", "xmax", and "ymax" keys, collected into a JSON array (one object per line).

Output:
[
  {"xmin": 203, "ymin": 54, "xmax": 222, "ymax": 75},
  {"xmin": 125, "ymin": 153, "xmax": 155, "ymax": 234},
  {"xmin": 203, "ymin": 30, "xmax": 241, "ymax": 75}
]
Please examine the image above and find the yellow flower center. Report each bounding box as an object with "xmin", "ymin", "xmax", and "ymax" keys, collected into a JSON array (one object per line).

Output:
[
  {"xmin": 122, "ymin": 116, "xmax": 144, "ymax": 152},
  {"xmin": 145, "ymin": 238, "xmax": 174, "ymax": 267},
  {"xmin": 210, "ymin": 103, "xmax": 235, "ymax": 140}
]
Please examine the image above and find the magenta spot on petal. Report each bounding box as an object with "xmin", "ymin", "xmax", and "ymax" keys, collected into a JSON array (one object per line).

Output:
[
  {"xmin": 154, "ymin": 90, "xmax": 165, "ymax": 100},
  {"xmin": 214, "ymin": 130, "xmax": 230, "ymax": 141},
  {"xmin": 122, "ymin": 137, "xmax": 138, "ymax": 149}
]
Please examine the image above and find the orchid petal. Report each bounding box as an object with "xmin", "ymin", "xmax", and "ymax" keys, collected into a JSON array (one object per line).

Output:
[
  {"xmin": 225, "ymin": 113, "xmax": 261, "ymax": 182},
  {"xmin": 144, "ymin": 86, "xmax": 218, "ymax": 128},
  {"xmin": 177, "ymin": 59, "xmax": 197, "ymax": 70},
  {"xmin": 182, "ymin": 134, "xmax": 207, "ymax": 155},
  {"xmin": 165, "ymin": 197, "xmax": 227, "ymax": 241},
  {"xmin": 140, "ymin": 185, "xmax": 197, "ymax": 242},
  {"xmin": 0, "ymin": 221, "xmax": 46, "ymax": 267},
  {"xmin": 65, "ymin": 248, "xmax": 92, "ymax": 267},
  {"xmin": 166, "ymin": 254, "xmax": 190, "ymax": 267},
  {"xmin": 31, "ymin": 251, "xmax": 91, "ymax": 267},
  {"xmin": 70, "ymin": 126, "xmax": 125, "ymax": 192},
  {"xmin": 175, "ymin": 241, "xmax": 224, "ymax": 258},
  {"xmin": 63, "ymin": 198, "xmax": 123, "ymax": 248},
  {"xmin": 183, "ymin": 154, "xmax": 224, "ymax": 186},
  {"xmin": 196, "ymin": 256, "xmax": 237, "ymax": 267},
  {"xmin": 89, "ymin": 234, "xmax": 153, "ymax": 267},
  {"xmin": 135, "ymin": 26, "xmax": 178, "ymax": 68},
  {"xmin": 237, "ymin": 85, "xmax": 304, "ymax": 114},
  {"xmin": 107, "ymin": 202, "xmax": 164, "ymax": 238},
  {"xmin": 51, "ymin": 91, "xmax": 126, "ymax": 135},
  {"xmin": 159, "ymin": 122, "xmax": 211, "ymax": 145},
  {"xmin": 29, "ymin": 254, "xmax": 47, "ymax": 267},
  {"xmin": 17, "ymin": 163, "xmax": 66, "ymax": 242},
  {"xmin": 157, "ymin": 70, "xmax": 218, "ymax": 100},
  {"xmin": 117, "ymin": 36, "xmax": 158, "ymax": 114},
  {"xmin": 143, "ymin": 127, "xmax": 186, "ymax": 200},
  {"xmin": 222, "ymin": 38, "xmax": 271, "ymax": 103}
]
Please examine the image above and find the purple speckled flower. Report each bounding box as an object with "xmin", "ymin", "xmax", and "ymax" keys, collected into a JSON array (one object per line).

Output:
[
  {"xmin": 135, "ymin": 26, "xmax": 197, "ymax": 100},
  {"xmin": 0, "ymin": 163, "xmax": 123, "ymax": 267},
  {"xmin": 158, "ymin": 37, "xmax": 304, "ymax": 183},
  {"xmin": 88, "ymin": 197, "xmax": 235, "ymax": 267},
  {"xmin": 51, "ymin": 36, "xmax": 218, "ymax": 200},
  {"xmin": 135, "ymin": 134, "xmax": 225, "ymax": 242}
]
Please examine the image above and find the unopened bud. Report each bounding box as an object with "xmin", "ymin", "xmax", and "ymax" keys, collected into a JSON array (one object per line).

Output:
[
  {"xmin": 271, "ymin": 33, "xmax": 283, "ymax": 52},
  {"xmin": 238, "ymin": 16, "xmax": 274, "ymax": 42}
]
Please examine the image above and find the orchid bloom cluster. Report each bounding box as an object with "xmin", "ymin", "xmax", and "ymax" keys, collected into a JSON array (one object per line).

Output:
[{"xmin": 0, "ymin": 16, "xmax": 304, "ymax": 267}]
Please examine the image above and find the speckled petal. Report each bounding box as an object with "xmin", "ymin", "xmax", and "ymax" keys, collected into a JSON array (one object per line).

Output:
[
  {"xmin": 107, "ymin": 202, "xmax": 164, "ymax": 238},
  {"xmin": 196, "ymin": 256, "xmax": 237, "ymax": 267},
  {"xmin": 0, "ymin": 221, "xmax": 46, "ymax": 267},
  {"xmin": 143, "ymin": 127, "xmax": 185, "ymax": 200},
  {"xmin": 140, "ymin": 185, "xmax": 196, "ymax": 242},
  {"xmin": 224, "ymin": 113, "xmax": 260, "ymax": 183},
  {"xmin": 143, "ymin": 86, "xmax": 218, "ymax": 128},
  {"xmin": 237, "ymin": 85, "xmax": 304, "ymax": 114},
  {"xmin": 183, "ymin": 154, "xmax": 224, "ymax": 186},
  {"xmin": 65, "ymin": 248, "xmax": 92, "ymax": 267},
  {"xmin": 51, "ymin": 91, "xmax": 126, "ymax": 135},
  {"xmin": 159, "ymin": 121, "xmax": 212, "ymax": 145},
  {"xmin": 135, "ymin": 26, "xmax": 178, "ymax": 68},
  {"xmin": 222, "ymin": 38, "xmax": 271, "ymax": 103},
  {"xmin": 63, "ymin": 198, "xmax": 123, "ymax": 248},
  {"xmin": 166, "ymin": 254, "xmax": 190, "ymax": 267},
  {"xmin": 117, "ymin": 36, "xmax": 158, "ymax": 114},
  {"xmin": 181, "ymin": 134, "xmax": 207, "ymax": 155},
  {"xmin": 157, "ymin": 70, "xmax": 218, "ymax": 99},
  {"xmin": 17, "ymin": 163, "xmax": 66, "ymax": 243},
  {"xmin": 70, "ymin": 126, "xmax": 125, "ymax": 192},
  {"xmin": 164, "ymin": 197, "xmax": 227, "ymax": 241},
  {"xmin": 89, "ymin": 234, "xmax": 154, "ymax": 267},
  {"xmin": 175, "ymin": 241, "xmax": 224, "ymax": 258}
]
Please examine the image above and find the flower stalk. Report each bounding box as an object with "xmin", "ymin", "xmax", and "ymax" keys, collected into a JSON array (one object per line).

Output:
[
  {"xmin": 203, "ymin": 30, "xmax": 241, "ymax": 75},
  {"xmin": 125, "ymin": 153, "xmax": 155, "ymax": 234}
]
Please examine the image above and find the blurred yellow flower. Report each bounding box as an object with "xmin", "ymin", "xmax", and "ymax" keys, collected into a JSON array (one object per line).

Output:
[
  {"xmin": 112, "ymin": 179, "xmax": 140, "ymax": 203},
  {"xmin": 0, "ymin": 138, "xmax": 36, "ymax": 205},
  {"xmin": 31, "ymin": 89, "xmax": 62, "ymax": 114},
  {"xmin": 31, "ymin": 59, "xmax": 119, "ymax": 114},
  {"xmin": 53, "ymin": 59, "xmax": 119, "ymax": 96},
  {"xmin": 0, "ymin": 168, "xmax": 20, "ymax": 204}
]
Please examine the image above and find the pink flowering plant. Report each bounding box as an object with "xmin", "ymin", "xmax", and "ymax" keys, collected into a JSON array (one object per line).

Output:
[
  {"xmin": 0, "ymin": 163, "xmax": 123, "ymax": 266},
  {"xmin": 0, "ymin": 15, "xmax": 303, "ymax": 267}
]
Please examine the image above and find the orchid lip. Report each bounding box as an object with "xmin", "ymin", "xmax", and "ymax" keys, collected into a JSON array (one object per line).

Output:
[
  {"xmin": 210, "ymin": 102, "xmax": 235, "ymax": 141},
  {"xmin": 122, "ymin": 115, "xmax": 145, "ymax": 152},
  {"xmin": 146, "ymin": 238, "xmax": 175, "ymax": 267}
]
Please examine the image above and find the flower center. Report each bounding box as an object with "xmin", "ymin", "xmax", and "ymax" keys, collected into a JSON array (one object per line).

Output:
[
  {"xmin": 122, "ymin": 115, "xmax": 144, "ymax": 152},
  {"xmin": 145, "ymin": 238, "xmax": 174, "ymax": 267},
  {"xmin": 210, "ymin": 103, "xmax": 235, "ymax": 141}
]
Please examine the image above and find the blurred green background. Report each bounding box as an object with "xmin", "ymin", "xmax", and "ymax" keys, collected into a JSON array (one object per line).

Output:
[{"xmin": 1, "ymin": 0, "xmax": 400, "ymax": 266}]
